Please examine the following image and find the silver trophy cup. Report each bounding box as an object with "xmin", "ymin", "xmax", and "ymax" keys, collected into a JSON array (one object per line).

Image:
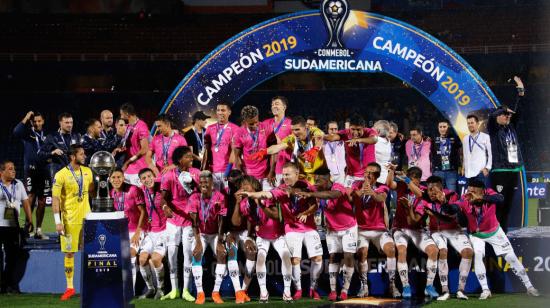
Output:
[{"xmin": 89, "ymin": 151, "xmax": 116, "ymax": 212}]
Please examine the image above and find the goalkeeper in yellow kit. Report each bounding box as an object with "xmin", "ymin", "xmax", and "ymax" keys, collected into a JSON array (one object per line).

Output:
[{"xmin": 52, "ymin": 144, "xmax": 94, "ymax": 301}]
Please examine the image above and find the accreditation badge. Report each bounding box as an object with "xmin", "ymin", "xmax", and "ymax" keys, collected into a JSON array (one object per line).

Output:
[
  {"xmin": 441, "ymin": 155, "xmax": 450, "ymax": 170},
  {"xmin": 3, "ymin": 207, "xmax": 15, "ymax": 220},
  {"xmin": 507, "ymin": 143, "xmax": 519, "ymax": 163}
]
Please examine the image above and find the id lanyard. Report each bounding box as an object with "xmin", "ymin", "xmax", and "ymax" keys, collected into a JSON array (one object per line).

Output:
[
  {"xmin": 290, "ymin": 195, "xmax": 300, "ymax": 214},
  {"xmin": 248, "ymin": 199, "xmax": 261, "ymax": 224},
  {"xmin": 194, "ymin": 128, "xmax": 204, "ymax": 153},
  {"xmin": 121, "ymin": 124, "xmax": 134, "ymax": 147},
  {"xmin": 68, "ymin": 164, "xmax": 83, "ymax": 201},
  {"xmin": 505, "ymin": 127, "xmax": 516, "ymax": 145},
  {"xmin": 297, "ymin": 130, "xmax": 311, "ymax": 154},
  {"xmin": 59, "ymin": 132, "xmax": 71, "ymax": 151},
  {"xmin": 439, "ymin": 138, "xmax": 450, "ymax": 156},
  {"xmin": 272, "ymin": 116, "xmax": 286, "ymax": 135},
  {"xmin": 214, "ymin": 123, "xmax": 228, "ymax": 152},
  {"xmin": 431, "ymin": 202, "xmax": 441, "ymax": 229},
  {"xmin": 113, "ymin": 191, "xmax": 125, "ymax": 211},
  {"xmin": 33, "ymin": 129, "xmax": 44, "ymax": 153},
  {"xmin": 0, "ymin": 182, "xmax": 16, "ymax": 204},
  {"xmin": 200, "ymin": 195, "xmax": 213, "ymax": 223},
  {"xmin": 412, "ymin": 142, "xmax": 423, "ymax": 163},
  {"xmin": 362, "ymin": 185, "xmax": 375, "ymax": 209},
  {"xmin": 161, "ymin": 134, "xmax": 174, "ymax": 166},
  {"xmin": 247, "ymin": 127, "xmax": 259, "ymax": 153},
  {"xmin": 145, "ymin": 188, "xmax": 159, "ymax": 222},
  {"xmin": 474, "ymin": 205, "xmax": 484, "ymax": 233}
]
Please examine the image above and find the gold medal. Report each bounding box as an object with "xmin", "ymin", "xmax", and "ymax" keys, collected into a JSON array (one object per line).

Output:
[{"xmin": 78, "ymin": 197, "xmax": 83, "ymax": 202}]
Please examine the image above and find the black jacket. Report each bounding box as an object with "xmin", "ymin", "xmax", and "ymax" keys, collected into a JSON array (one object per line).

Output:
[
  {"xmin": 38, "ymin": 131, "xmax": 81, "ymax": 176},
  {"xmin": 390, "ymin": 136, "xmax": 406, "ymax": 171},
  {"xmin": 12, "ymin": 122, "xmax": 47, "ymax": 171},
  {"xmin": 81, "ymin": 134, "xmax": 119, "ymax": 165},
  {"xmin": 430, "ymin": 135, "xmax": 461, "ymax": 171},
  {"xmin": 488, "ymin": 94, "xmax": 523, "ymax": 170}
]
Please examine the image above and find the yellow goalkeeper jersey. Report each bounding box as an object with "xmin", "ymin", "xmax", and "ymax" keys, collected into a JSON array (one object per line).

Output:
[{"xmin": 52, "ymin": 165, "xmax": 93, "ymax": 225}]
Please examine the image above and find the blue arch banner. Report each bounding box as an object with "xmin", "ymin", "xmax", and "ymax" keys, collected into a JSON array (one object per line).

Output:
[
  {"xmin": 158, "ymin": 1, "xmax": 530, "ymax": 227},
  {"xmin": 159, "ymin": 3, "xmax": 500, "ymax": 138}
]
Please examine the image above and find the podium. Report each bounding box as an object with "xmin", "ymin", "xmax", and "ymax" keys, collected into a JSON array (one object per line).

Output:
[{"xmin": 81, "ymin": 212, "xmax": 133, "ymax": 308}]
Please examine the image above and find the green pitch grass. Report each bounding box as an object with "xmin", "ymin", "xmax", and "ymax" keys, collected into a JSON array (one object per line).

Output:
[
  {"xmin": 0, "ymin": 293, "xmax": 548, "ymax": 308},
  {"xmin": 19, "ymin": 206, "xmax": 56, "ymax": 234}
]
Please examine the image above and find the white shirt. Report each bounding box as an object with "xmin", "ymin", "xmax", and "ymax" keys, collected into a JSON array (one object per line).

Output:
[
  {"xmin": 462, "ymin": 132, "xmax": 492, "ymax": 178},
  {"xmin": 375, "ymin": 137, "xmax": 392, "ymax": 184},
  {"xmin": 0, "ymin": 179, "xmax": 28, "ymax": 227},
  {"xmin": 323, "ymin": 140, "xmax": 346, "ymax": 176}
]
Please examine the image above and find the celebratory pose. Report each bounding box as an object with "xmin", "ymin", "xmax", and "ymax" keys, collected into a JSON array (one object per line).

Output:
[
  {"xmin": 148, "ymin": 114, "xmax": 187, "ymax": 177},
  {"xmin": 386, "ymin": 164, "xmax": 439, "ymax": 298},
  {"xmin": 456, "ymin": 179, "xmax": 539, "ymax": 299},
  {"xmin": 233, "ymin": 105, "xmax": 271, "ymax": 190},
  {"xmin": 222, "ymin": 169, "xmax": 254, "ymax": 301},
  {"xmin": 13, "ymin": 111, "xmax": 49, "ymax": 239},
  {"xmin": 238, "ymin": 163, "xmax": 323, "ymax": 300},
  {"xmin": 323, "ymin": 121, "xmax": 346, "ymax": 185},
  {"xmin": 120, "ymin": 103, "xmax": 150, "ymax": 186},
  {"xmin": 415, "ymin": 176, "xmax": 472, "ymax": 300},
  {"xmin": 138, "ymin": 168, "xmax": 168, "ymax": 299},
  {"xmin": 262, "ymin": 96, "xmax": 292, "ymax": 186},
  {"xmin": 189, "ymin": 171, "xmax": 246, "ymax": 304},
  {"xmin": 295, "ymin": 167, "xmax": 356, "ymax": 301},
  {"xmin": 267, "ymin": 117, "xmax": 326, "ymax": 184},
  {"xmin": 159, "ymin": 146, "xmax": 199, "ymax": 301},
  {"xmin": 109, "ymin": 168, "xmax": 147, "ymax": 291},
  {"xmin": 325, "ymin": 114, "xmax": 378, "ymax": 188},
  {"xmin": 52, "ymin": 145, "xmax": 93, "ymax": 300},
  {"xmin": 202, "ymin": 102, "xmax": 239, "ymax": 191},
  {"xmin": 235, "ymin": 176, "xmax": 293, "ymax": 302},
  {"xmin": 351, "ymin": 163, "xmax": 399, "ymax": 298}
]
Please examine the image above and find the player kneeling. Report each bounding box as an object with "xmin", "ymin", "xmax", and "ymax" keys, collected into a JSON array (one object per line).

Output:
[
  {"xmin": 109, "ymin": 168, "xmax": 147, "ymax": 294},
  {"xmin": 137, "ymin": 168, "xmax": 168, "ymax": 299}
]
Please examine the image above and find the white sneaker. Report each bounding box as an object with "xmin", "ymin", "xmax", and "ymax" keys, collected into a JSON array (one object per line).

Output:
[
  {"xmin": 479, "ymin": 289, "xmax": 492, "ymax": 300},
  {"xmin": 259, "ymin": 291, "xmax": 269, "ymax": 303},
  {"xmin": 527, "ymin": 287, "xmax": 540, "ymax": 297},
  {"xmin": 437, "ymin": 292, "xmax": 450, "ymax": 301},
  {"xmin": 282, "ymin": 291, "xmax": 293, "ymax": 303},
  {"xmin": 357, "ymin": 284, "xmax": 369, "ymax": 298},
  {"xmin": 390, "ymin": 284, "xmax": 401, "ymax": 298},
  {"xmin": 34, "ymin": 229, "xmax": 49, "ymax": 240},
  {"xmin": 456, "ymin": 290, "xmax": 469, "ymax": 300}
]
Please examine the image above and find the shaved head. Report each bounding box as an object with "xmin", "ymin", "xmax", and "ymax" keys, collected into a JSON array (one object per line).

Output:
[{"xmin": 100, "ymin": 110, "xmax": 114, "ymax": 128}]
